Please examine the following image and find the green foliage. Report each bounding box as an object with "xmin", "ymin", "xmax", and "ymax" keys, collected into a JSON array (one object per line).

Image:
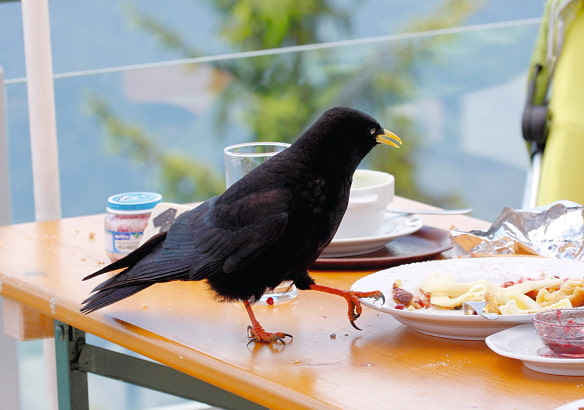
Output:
[
  {"xmin": 209, "ymin": 0, "xmax": 352, "ymax": 49},
  {"xmin": 91, "ymin": 0, "xmax": 487, "ymax": 208},
  {"xmin": 87, "ymin": 95, "xmax": 225, "ymax": 202}
]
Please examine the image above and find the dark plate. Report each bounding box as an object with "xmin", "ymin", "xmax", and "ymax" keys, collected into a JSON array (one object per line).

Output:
[{"xmin": 311, "ymin": 226, "xmax": 451, "ymax": 270}]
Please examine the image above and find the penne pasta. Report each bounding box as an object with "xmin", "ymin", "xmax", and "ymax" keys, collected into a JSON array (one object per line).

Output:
[{"xmin": 392, "ymin": 273, "xmax": 584, "ymax": 315}]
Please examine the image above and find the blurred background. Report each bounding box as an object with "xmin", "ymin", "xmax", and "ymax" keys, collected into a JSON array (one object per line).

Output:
[{"xmin": 0, "ymin": 0, "xmax": 545, "ymax": 408}]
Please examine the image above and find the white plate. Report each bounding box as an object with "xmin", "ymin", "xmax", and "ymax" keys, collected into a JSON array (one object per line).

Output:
[
  {"xmin": 556, "ymin": 399, "xmax": 584, "ymax": 409},
  {"xmin": 351, "ymin": 257, "xmax": 584, "ymax": 340},
  {"xmin": 486, "ymin": 324, "xmax": 584, "ymax": 376},
  {"xmin": 321, "ymin": 214, "xmax": 423, "ymax": 257}
]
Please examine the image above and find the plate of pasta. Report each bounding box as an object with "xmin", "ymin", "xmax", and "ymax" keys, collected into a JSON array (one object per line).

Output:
[{"xmin": 351, "ymin": 257, "xmax": 584, "ymax": 340}]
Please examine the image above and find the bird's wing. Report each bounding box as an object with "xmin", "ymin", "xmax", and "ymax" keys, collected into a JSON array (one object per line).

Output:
[
  {"xmin": 96, "ymin": 190, "xmax": 291, "ymax": 286},
  {"xmin": 192, "ymin": 189, "xmax": 291, "ymax": 275}
]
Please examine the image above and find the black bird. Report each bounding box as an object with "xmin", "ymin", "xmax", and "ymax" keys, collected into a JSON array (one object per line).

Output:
[{"xmin": 81, "ymin": 107, "xmax": 401, "ymax": 344}]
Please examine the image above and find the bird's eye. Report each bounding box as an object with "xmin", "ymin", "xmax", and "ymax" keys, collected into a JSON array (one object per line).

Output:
[{"xmin": 369, "ymin": 127, "xmax": 377, "ymax": 135}]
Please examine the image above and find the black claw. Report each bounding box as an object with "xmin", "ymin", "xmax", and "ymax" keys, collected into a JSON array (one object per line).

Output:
[
  {"xmin": 377, "ymin": 292, "xmax": 386, "ymax": 305},
  {"xmin": 275, "ymin": 333, "xmax": 293, "ymax": 345},
  {"xmin": 246, "ymin": 325, "xmax": 293, "ymax": 346},
  {"xmin": 362, "ymin": 291, "xmax": 385, "ymax": 305},
  {"xmin": 275, "ymin": 334, "xmax": 292, "ymax": 345},
  {"xmin": 350, "ymin": 308, "xmax": 362, "ymax": 330}
]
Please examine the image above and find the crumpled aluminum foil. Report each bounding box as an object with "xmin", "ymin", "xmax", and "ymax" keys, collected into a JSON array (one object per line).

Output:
[{"xmin": 450, "ymin": 201, "xmax": 584, "ymax": 260}]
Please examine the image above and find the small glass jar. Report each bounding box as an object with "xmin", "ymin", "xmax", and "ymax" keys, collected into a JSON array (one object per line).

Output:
[{"xmin": 104, "ymin": 192, "xmax": 162, "ymax": 261}]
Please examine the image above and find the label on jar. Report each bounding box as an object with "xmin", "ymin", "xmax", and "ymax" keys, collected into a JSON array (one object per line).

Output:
[{"xmin": 105, "ymin": 230, "xmax": 144, "ymax": 256}]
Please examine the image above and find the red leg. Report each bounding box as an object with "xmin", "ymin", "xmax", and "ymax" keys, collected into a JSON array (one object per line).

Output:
[
  {"xmin": 309, "ymin": 284, "xmax": 384, "ymax": 330},
  {"xmin": 243, "ymin": 300, "xmax": 292, "ymax": 345}
]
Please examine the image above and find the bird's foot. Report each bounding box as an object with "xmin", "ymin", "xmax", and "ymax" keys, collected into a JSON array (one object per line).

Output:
[
  {"xmin": 309, "ymin": 284, "xmax": 385, "ymax": 330},
  {"xmin": 246, "ymin": 325, "xmax": 293, "ymax": 346},
  {"xmin": 344, "ymin": 290, "xmax": 385, "ymax": 329},
  {"xmin": 243, "ymin": 299, "xmax": 293, "ymax": 346}
]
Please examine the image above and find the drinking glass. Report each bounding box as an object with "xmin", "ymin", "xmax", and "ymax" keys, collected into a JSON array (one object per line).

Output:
[
  {"xmin": 223, "ymin": 142, "xmax": 297, "ymax": 304},
  {"xmin": 223, "ymin": 142, "xmax": 290, "ymax": 188}
]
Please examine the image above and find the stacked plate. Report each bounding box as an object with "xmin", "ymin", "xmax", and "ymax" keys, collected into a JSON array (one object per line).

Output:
[{"xmin": 314, "ymin": 214, "xmax": 452, "ymax": 269}]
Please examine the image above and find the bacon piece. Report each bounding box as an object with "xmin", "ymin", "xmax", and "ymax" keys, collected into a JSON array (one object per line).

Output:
[
  {"xmin": 413, "ymin": 292, "xmax": 431, "ymax": 309},
  {"xmin": 392, "ymin": 282, "xmax": 413, "ymax": 306},
  {"xmin": 392, "ymin": 282, "xmax": 431, "ymax": 310}
]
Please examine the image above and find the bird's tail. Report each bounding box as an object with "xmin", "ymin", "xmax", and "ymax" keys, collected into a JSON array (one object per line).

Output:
[
  {"xmin": 83, "ymin": 231, "xmax": 167, "ymax": 281},
  {"xmin": 80, "ymin": 283, "xmax": 151, "ymax": 314},
  {"xmin": 80, "ymin": 231, "xmax": 167, "ymax": 313}
]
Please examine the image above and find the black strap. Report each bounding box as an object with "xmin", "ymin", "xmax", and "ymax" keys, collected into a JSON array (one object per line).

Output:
[{"xmin": 521, "ymin": 64, "xmax": 550, "ymax": 156}]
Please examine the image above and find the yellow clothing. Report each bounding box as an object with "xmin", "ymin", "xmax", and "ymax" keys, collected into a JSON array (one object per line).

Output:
[{"xmin": 537, "ymin": 7, "xmax": 584, "ymax": 205}]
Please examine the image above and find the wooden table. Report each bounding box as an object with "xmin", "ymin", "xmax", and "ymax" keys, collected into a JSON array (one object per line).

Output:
[{"xmin": 1, "ymin": 197, "xmax": 582, "ymax": 409}]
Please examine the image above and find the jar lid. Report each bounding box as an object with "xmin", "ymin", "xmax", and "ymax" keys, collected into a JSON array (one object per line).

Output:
[{"xmin": 107, "ymin": 192, "xmax": 162, "ymax": 213}]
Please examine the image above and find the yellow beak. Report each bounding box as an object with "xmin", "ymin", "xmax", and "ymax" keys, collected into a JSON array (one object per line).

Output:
[{"xmin": 376, "ymin": 129, "xmax": 402, "ymax": 148}]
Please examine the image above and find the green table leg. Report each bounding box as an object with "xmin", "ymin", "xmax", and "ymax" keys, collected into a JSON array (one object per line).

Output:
[
  {"xmin": 54, "ymin": 321, "xmax": 89, "ymax": 410},
  {"xmin": 53, "ymin": 320, "xmax": 265, "ymax": 410}
]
